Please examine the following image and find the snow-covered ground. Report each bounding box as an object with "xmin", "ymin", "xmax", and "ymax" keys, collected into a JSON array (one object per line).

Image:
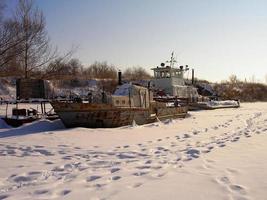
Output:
[{"xmin": 0, "ymin": 103, "xmax": 266, "ymax": 200}]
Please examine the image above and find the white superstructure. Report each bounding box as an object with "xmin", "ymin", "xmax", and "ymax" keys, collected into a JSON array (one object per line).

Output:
[{"xmin": 151, "ymin": 52, "xmax": 199, "ymax": 101}]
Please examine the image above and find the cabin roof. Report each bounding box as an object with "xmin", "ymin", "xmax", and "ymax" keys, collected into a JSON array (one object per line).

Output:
[
  {"xmin": 151, "ymin": 67, "xmax": 183, "ymax": 72},
  {"xmin": 113, "ymin": 83, "xmax": 147, "ymax": 96}
]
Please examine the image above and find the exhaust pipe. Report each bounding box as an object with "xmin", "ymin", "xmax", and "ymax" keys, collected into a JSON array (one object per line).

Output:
[
  {"xmin": 118, "ymin": 70, "xmax": 122, "ymax": 85},
  {"xmin": 192, "ymin": 69, "xmax": 194, "ymax": 85}
]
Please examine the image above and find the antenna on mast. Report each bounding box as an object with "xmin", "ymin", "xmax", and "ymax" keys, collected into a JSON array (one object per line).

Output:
[{"xmin": 167, "ymin": 51, "xmax": 177, "ymax": 68}]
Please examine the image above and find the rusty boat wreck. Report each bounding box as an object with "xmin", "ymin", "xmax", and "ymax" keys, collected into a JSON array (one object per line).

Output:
[{"xmin": 52, "ymin": 83, "xmax": 188, "ymax": 128}]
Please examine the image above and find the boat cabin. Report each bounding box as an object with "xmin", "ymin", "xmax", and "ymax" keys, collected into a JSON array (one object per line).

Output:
[
  {"xmin": 151, "ymin": 53, "xmax": 199, "ymax": 101},
  {"xmin": 112, "ymin": 84, "xmax": 152, "ymax": 108}
]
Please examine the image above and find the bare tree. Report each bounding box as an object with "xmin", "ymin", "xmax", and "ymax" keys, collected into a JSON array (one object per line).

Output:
[
  {"xmin": 84, "ymin": 61, "xmax": 117, "ymax": 79},
  {"xmin": 0, "ymin": 20, "xmax": 26, "ymax": 73},
  {"xmin": 13, "ymin": 0, "xmax": 57, "ymax": 78},
  {"xmin": 44, "ymin": 56, "xmax": 82, "ymax": 80},
  {"xmin": 0, "ymin": 2, "xmax": 4, "ymax": 20},
  {"xmin": 123, "ymin": 66, "xmax": 151, "ymax": 81},
  {"xmin": 229, "ymin": 74, "xmax": 239, "ymax": 84},
  {"xmin": 0, "ymin": 1, "xmax": 25, "ymax": 73},
  {"xmin": 0, "ymin": 0, "xmax": 76, "ymax": 78}
]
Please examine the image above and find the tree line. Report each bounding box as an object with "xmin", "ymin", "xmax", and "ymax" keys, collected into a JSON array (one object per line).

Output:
[
  {"xmin": 45, "ymin": 59, "xmax": 151, "ymax": 81},
  {"xmin": 0, "ymin": 0, "xmax": 151, "ymax": 81},
  {"xmin": 213, "ymin": 75, "xmax": 267, "ymax": 102}
]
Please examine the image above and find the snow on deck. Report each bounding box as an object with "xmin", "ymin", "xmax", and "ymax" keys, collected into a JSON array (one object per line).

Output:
[
  {"xmin": 0, "ymin": 103, "xmax": 266, "ymax": 200},
  {"xmin": 207, "ymin": 100, "xmax": 239, "ymax": 107},
  {"xmin": 113, "ymin": 83, "xmax": 131, "ymax": 96}
]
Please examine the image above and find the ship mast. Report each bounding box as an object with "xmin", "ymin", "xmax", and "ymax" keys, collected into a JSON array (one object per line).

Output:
[{"xmin": 167, "ymin": 51, "xmax": 177, "ymax": 68}]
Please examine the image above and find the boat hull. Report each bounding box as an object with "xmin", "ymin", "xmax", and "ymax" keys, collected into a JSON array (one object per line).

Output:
[
  {"xmin": 155, "ymin": 106, "xmax": 188, "ymax": 120},
  {"xmin": 189, "ymin": 102, "xmax": 240, "ymax": 111},
  {"xmin": 52, "ymin": 102, "xmax": 152, "ymax": 128},
  {"xmin": 51, "ymin": 102, "xmax": 188, "ymax": 128}
]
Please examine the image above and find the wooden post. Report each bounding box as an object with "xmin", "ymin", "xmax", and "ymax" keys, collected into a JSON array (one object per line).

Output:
[
  {"xmin": 148, "ymin": 81, "xmax": 151, "ymax": 107},
  {"xmin": 40, "ymin": 102, "xmax": 43, "ymax": 115},
  {"xmin": 139, "ymin": 90, "xmax": 142, "ymax": 108},
  {"xmin": 16, "ymin": 100, "xmax": 18, "ymax": 119},
  {"xmin": 144, "ymin": 90, "xmax": 147, "ymax": 108},
  {"xmin": 43, "ymin": 102, "xmax": 46, "ymax": 115},
  {"xmin": 52, "ymin": 87, "xmax": 55, "ymax": 99},
  {"xmin": 5, "ymin": 103, "xmax": 8, "ymax": 119},
  {"xmin": 128, "ymin": 88, "xmax": 131, "ymax": 108}
]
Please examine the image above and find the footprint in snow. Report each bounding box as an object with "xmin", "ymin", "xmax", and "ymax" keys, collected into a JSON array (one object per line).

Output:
[
  {"xmin": 219, "ymin": 176, "xmax": 231, "ymax": 184},
  {"xmin": 12, "ymin": 175, "xmax": 35, "ymax": 183},
  {"xmin": 58, "ymin": 144, "xmax": 69, "ymax": 147},
  {"xmin": 231, "ymin": 136, "xmax": 240, "ymax": 142},
  {"xmin": 34, "ymin": 145, "xmax": 45, "ymax": 148},
  {"xmin": 192, "ymin": 130, "xmax": 199, "ymax": 135},
  {"xmin": 151, "ymin": 172, "xmax": 166, "ymax": 178},
  {"xmin": 226, "ymin": 168, "xmax": 239, "ymax": 174},
  {"xmin": 60, "ymin": 190, "xmax": 71, "ymax": 196},
  {"xmin": 201, "ymin": 149, "xmax": 211, "ymax": 154},
  {"xmin": 87, "ymin": 175, "xmax": 102, "ymax": 182},
  {"xmin": 33, "ymin": 189, "xmax": 49, "ymax": 195},
  {"xmin": 133, "ymin": 171, "xmax": 149, "ymax": 176},
  {"xmin": 229, "ymin": 184, "xmax": 247, "ymax": 195},
  {"xmin": 144, "ymin": 160, "xmax": 152, "ymax": 164},
  {"xmin": 110, "ymin": 168, "xmax": 120, "ymax": 173},
  {"xmin": 186, "ymin": 148, "xmax": 200, "ymax": 159},
  {"xmin": 44, "ymin": 161, "xmax": 54, "ymax": 165},
  {"xmin": 183, "ymin": 134, "xmax": 191, "ymax": 138},
  {"xmin": 0, "ymin": 195, "xmax": 9, "ymax": 200},
  {"xmin": 62, "ymin": 155, "xmax": 73, "ymax": 160},
  {"xmin": 110, "ymin": 176, "xmax": 121, "ymax": 181},
  {"xmin": 28, "ymin": 171, "xmax": 42, "ymax": 175},
  {"xmin": 128, "ymin": 182, "xmax": 143, "ymax": 188},
  {"xmin": 136, "ymin": 165, "xmax": 151, "ymax": 170}
]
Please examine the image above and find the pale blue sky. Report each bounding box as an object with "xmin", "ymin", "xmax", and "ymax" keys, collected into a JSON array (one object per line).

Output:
[{"xmin": 5, "ymin": 0, "xmax": 267, "ymax": 82}]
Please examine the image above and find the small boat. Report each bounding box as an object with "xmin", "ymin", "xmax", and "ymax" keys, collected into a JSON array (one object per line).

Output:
[
  {"xmin": 1, "ymin": 108, "xmax": 40, "ymax": 127},
  {"xmin": 1, "ymin": 101, "xmax": 59, "ymax": 127},
  {"xmin": 2, "ymin": 116, "xmax": 38, "ymax": 127}
]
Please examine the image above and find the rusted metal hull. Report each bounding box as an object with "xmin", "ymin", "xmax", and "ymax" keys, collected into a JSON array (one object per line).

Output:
[
  {"xmin": 51, "ymin": 102, "xmax": 152, "ymax": 128},
  {"xmin": 156, "ymin": 106, "xmax": 188, "ymax": 120},
  {"xmin": 150, "ymin": 101, "xmax": 188, "ymax": 121},
  {"xmin": 51, "ymin": 101, "xmax": 188, "ymax": 128}
]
